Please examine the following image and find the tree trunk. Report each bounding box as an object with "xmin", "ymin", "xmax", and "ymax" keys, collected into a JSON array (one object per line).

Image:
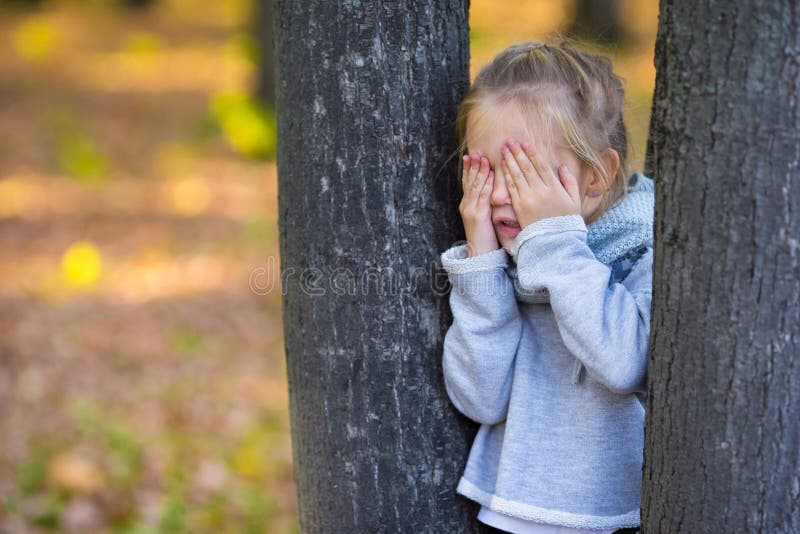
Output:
[
  {"xmin": 643, "ymin": 1, "xmax": 800, "ymax": 531},
  {"xmin": 275, "ymin": 1, "xmax": 488, "ymax": 531},
  {"xmin": 565, "ymin": 0, "xmax": 622, "ymax": 45},
  {"xmin": 253, "ymin": 0, "xmax": 275, "ymax": 110}
]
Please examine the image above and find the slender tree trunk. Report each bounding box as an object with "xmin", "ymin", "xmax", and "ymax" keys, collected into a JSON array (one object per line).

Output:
[
  {"xmin": 643, "ymin": 1, "xmax": 800, "ymax": 531},
  {"xmin": 275, "ymin": 1, "xmax": 486, "ymax": 531}
]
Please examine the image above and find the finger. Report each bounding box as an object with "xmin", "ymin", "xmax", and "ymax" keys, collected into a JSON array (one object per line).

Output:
[
  {"xmin": 470, "ymin": 156, "xmax": 491, "ymax": 206},
  {"xmin": 501, "ymin": 159, "xmax": 520, "ymax": 205},
  {"xmin": 472, "ymin": 156, "xmax": 490, "ymax": 190},
  {"xmin": 525, "ymin": 143, "xmax": 559, "ymax": 188},
  {"xmin": 460, "ymin": 155, "xmax": 470, "ymax": 190},
  {"xmin": 501, "ymin": 161, "xmax": 525, "ymax": 216},
  {"xmin": 558, "ymin": 164, "xmax": 582, "ymax": 204},
  {"xmin": 467, "ymin": 154, "xmax": 481, "ymax": 186},
  {"xmin": 509, "ymin": 140, "xmax": 541, "ymax": 187},
  {"xmin": 479, "ymin": 169, "xmax": 494, "ymax": 202},
  {"xmin": 502, "ymin": 145, "xmax": 531, "ymax": 189},
  {"xmin": 461, "ymin": 154, "xmax": 477, "ymax": 191}
]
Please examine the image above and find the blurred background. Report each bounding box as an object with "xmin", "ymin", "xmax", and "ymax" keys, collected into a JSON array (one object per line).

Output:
[{"xmin": 0, "ymin": 0, "xmax": 657, "ymax": 532}]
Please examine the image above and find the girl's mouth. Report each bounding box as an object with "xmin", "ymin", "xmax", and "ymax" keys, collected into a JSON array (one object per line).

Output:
[{"xmin": 496, "ymin": 220, "xmax": 521, "ymax": 238}]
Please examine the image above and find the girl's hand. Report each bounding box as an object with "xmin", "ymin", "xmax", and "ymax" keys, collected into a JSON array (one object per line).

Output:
[
  {"xmin": 500, "ymin": 138, "xmax": 582, "ymax": 229},
  {"xmin": 459, "ymin": 153, "xmax": 498, "ymax": 257}
]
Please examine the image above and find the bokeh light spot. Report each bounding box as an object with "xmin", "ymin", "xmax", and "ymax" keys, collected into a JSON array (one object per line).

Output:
[{"xmin": 61, "ymin": 240, "xmax": 103, "ymax": 288}]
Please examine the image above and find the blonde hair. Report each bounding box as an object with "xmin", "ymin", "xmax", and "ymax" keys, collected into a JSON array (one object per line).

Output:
[{"xmin": 454, "ymin": 37, "xmax": 631, "ymax": 224}]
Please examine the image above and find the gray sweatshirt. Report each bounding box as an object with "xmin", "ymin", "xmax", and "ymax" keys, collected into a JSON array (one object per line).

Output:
[{"xmin": 440, "ymin": 173, "xmax": 654, "ymax": 530}]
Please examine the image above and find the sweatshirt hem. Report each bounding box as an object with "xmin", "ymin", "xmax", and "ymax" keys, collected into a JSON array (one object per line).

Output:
[
  {"xmin": 441, "ymin": 244, "xmax": 509, "ymax": 274},
  {"xmin": 456, "ymin": 477, "xmax": 641, "ymax": 530}
]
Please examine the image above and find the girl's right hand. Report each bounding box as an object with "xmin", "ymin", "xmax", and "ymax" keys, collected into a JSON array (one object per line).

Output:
[{"xmin": 459, "ymin": 154, "xmax": 498, "ymax": 257}]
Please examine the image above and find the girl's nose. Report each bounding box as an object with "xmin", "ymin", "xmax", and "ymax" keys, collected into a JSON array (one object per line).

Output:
[{"xmin": 491, "ymin": 167, "xmax": 512, "ymax": 206}]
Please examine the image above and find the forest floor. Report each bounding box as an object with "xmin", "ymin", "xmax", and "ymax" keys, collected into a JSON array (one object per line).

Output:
[{"xmin": 0, "ymin": 0, "xmax": 656, "ymax": 532}]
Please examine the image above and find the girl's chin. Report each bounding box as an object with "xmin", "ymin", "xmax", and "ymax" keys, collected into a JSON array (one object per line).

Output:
[{"xmin": 498, "ymin": 238, "xmax": 514, "ymax": 253}]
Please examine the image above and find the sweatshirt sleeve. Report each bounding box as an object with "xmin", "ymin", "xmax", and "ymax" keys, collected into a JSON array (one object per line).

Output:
[
  {"xmin": 439, "ymin": 243, "xmax": 523, "ymax": 425},
  {"xmin": 510, "ymin": 214, "xmax": 653, "ymax": 395}
]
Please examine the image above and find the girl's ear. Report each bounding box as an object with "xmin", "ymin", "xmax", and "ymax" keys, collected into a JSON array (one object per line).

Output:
[
  {"xmin": 601, "ymin": 148, "xmax": 620, "ymax": 180},
  {"xmin": 586, "ymin": 148, "xmax": 620, "ymax": 192}
]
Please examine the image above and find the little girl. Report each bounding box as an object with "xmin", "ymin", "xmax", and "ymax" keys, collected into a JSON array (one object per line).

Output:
[{"xmin": 440, "ymin": 40, "xmax": 653, "ymax": 533}]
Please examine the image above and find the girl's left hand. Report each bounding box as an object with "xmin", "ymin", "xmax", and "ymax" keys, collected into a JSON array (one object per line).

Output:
[{"xmin": 500, "ymin": 138, "xmax": 582, "ymax": 228}]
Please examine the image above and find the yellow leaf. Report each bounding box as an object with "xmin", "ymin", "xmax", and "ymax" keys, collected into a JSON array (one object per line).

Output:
[
  {"xmin": 231, "ymin": 442, "xmax": 265, "ymax": 479},
  {"xmin": 61, "ymin": 240, "xmax": 103, "ymax": 287},
  {"xmin": 13, "ymin": 17, "xmax": 58, "ymax": 63}
]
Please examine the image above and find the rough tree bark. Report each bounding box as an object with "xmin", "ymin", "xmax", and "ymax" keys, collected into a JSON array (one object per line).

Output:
[
  {"xmin": 643, "ymin": 1, "xmax": 800, "ymax": 531},
  {"xmin": 275, "ymin": 1, "xmax": 490, "ymax": 531}
]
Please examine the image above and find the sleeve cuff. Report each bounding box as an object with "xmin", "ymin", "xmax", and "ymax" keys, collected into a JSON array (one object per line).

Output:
[
  {"xmin": 509, "ymin": 214, "xmax": 587, "ymax": 261},
  {"xmin": 440, "ymin": 243, "xmax": 509, "ymax": 275}
]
